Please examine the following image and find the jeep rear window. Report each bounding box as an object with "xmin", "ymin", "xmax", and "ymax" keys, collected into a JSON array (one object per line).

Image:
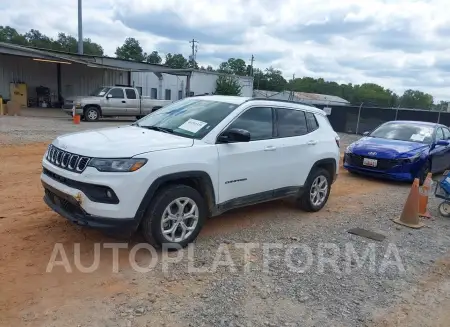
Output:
[{"xmin": 137, "ymin": 98, "xmax": 239, "ymax": 139}]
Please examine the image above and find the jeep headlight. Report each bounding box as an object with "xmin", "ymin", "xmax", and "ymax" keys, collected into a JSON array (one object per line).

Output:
[
  {"xmin": 345, "ymin": 144, "xmax": 354, "ymax": 154},
  {"xmin": 88, "ymin": 158, "xmax": 147, "ymax": 172}
]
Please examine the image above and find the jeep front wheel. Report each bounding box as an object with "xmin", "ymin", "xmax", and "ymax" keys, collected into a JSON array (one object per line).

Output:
[
  {"xmin": 141, "ymin": 185, "xmax": 207, "ymax": 249},
  {"xmin": 298, "ymin": 168, "xmax": 331, "ymax": 212}
]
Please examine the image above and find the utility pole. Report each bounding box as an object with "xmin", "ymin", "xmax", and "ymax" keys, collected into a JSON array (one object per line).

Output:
[
  {"xmin": 189, "ymin": 38, "xmax": 198, "ymax": 63},
  {"xmin": 77, "ymin": 0, "xmax": 83, "ymax": 54},
  {"xmin": 249, "ymin": 54, "xmax": 254, "ymax": 76}
]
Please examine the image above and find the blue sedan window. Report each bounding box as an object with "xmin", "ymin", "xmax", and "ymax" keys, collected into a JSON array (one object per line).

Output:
[{"xmin": 370, "ymin": 123, "xmax": 434, "ymax": 144}]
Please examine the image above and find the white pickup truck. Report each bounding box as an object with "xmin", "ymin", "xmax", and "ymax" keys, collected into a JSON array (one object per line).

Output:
[{"xmin": 62, "ymin": 86, "xmax": 173, "ymax": 121}]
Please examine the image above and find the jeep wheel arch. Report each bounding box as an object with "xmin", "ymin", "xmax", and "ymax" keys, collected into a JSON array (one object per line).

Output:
[
  {"xmin": 307, "ymin": 158, "xmax": 337, "ymax": 184},
  {"xmin": 134, "ymin": 171, "xmax": 217, "ymax": 224}
]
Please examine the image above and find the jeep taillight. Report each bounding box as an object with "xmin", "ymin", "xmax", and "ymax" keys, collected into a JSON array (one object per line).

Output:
[{"xmin": 335, "ymin": 136, "xmax": 340, "ymax": 148}]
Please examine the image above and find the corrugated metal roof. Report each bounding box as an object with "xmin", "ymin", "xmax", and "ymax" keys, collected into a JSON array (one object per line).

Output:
[
  {"xmin": 0, "ymin": 42, "xmax": 193, "ymax": 75},
  {"xmin": 253, "ymin": 89, "xmax": 350, "ymax": 106},
  {"xmin": 294, "ymin": 92, "xmax": 349, "ymax": 104}
]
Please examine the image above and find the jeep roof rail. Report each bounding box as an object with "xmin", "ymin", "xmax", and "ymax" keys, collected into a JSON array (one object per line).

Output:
[{"xmin": 246, "ymin": 97, "xmax": 317, "ymax": 108}]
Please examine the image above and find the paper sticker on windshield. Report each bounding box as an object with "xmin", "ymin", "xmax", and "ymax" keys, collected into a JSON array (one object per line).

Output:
[
  {"xmin": 178, "ymin": 119, "xmax": 207, "ymax": 133},
  {"xmin": 99, "ymin": 91, "xmax": 106, "ymax": 96},
  {"xmin": 410, "ymin": 134, "xmax": 425, "ymax": 141}
]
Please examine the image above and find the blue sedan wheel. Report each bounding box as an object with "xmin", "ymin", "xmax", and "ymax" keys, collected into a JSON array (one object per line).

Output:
[{"xmin": 417, "ymin": 161, "xmax": 430, "ymax": 185}]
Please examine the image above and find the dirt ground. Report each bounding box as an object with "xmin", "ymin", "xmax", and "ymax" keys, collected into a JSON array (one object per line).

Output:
[{"xmin": 1, "ymin": 142, "xmax": 449, "ymax": 327}]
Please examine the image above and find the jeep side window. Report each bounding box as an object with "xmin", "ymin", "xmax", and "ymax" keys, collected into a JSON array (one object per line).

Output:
[
  {"xmin": 227, "ymin": 107, "xmax": 273, "ymax": 141},
  {"xmin": 108, "ymin": 88, "xmax": 125, "ymax": 99},
  {"xmin": 305, "ymin": 112, "xmax": 319, "ymax": 132},
  {"xmin": 276, "ymin": 108, "xmax": 308, "ymax": 137}
]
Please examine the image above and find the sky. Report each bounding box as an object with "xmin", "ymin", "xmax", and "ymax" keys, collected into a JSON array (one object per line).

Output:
[{"xmin": 2, "ymin": 0, "xmax": 450, "ymax": 101}]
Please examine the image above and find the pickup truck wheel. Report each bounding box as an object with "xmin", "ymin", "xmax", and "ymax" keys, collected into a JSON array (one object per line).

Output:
[
  {"xmin": 84, "ymin": 107, "xmax": 100, "ymax": 122},
  {"xmin": 141, "ymin": 184, "xmax": 207, "ymax": 249},
  {"xmin": 297, "ymin": 168, "xmax": 331, "ymax": 212}
]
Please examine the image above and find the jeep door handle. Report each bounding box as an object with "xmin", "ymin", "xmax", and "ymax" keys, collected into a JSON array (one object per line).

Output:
[
  {"xmin": 122, "ymin": 101, "xmax": 126, "ymax": 103},
  {"xmin": 264, "ymin": 146, "xmax": 276, "ymax": 151},
  {"xmin": 307, "ymin": 140, "xmax": 318, "ymax": 145}
]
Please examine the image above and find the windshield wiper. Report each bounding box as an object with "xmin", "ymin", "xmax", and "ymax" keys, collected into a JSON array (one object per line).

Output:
[{"xmin": 141, "ymin": 125, "xmax": 174, "ymax": 134}]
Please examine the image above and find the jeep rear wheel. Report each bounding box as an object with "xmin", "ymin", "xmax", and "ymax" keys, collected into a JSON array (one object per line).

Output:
[
  {"xmin": 141, "ymin": 184, "xmax": 207, "ymax": 249},
  {"xmin": 298, "ymin": 168, "xmax": 331, "ymax": 212}
]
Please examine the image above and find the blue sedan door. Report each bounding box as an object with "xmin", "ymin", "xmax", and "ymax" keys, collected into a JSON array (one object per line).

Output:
[
  {"xmin": 442, "ymin": 127, "xmax": 450, "ymax": 170},
  {"xmin": 430, "ymin": 128, "xmax": 448, "ymax": 172}
]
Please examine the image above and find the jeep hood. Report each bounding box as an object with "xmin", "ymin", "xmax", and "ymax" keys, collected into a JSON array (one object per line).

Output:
[{"xmin": 52, "ymin": 126, "xmax": 194, "ymax": 157}]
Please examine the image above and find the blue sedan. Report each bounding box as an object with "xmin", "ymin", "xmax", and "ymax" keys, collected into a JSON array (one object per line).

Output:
[{"xmin": 343, "ymin": 120, "xmax": 450, "ymax": 184}]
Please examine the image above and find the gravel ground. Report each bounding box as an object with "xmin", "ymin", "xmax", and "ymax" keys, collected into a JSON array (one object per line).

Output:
[
  {"xmin": 0, "ymin": 116, "xmax": 133, "ymax": 144},
  {"xmin": 115, "ymin": 187, "xmax": 450, "ymax": 327},
  {"xmin": 1, "ymin": 116, "xmax": 449, "ymax": 327}
]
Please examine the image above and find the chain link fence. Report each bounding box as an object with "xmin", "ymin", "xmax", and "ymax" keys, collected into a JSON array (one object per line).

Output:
[{"xmin": 313, "ymin": 104, "xmax": 449, "ymax": 134}]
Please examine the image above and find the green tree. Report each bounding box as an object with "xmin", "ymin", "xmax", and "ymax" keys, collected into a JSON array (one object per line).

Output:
[
  {"xmin": 115, "ymin": 37, "xmax": 146, "ymax": 61},
  {"xmin": 24, "ymin": 29, "xmax": 54, "ymax": 49},
  {"xmin": 164, "ymin": 53, "xmax": 189, "ymax": 68},
  {"xmin": 188, "ymin": 58, "xmax": 199, "ymax": 69},
  {"xmin": 200, "ymin": 65, "xmax": 214, "ymax": 71},
  {"xmin": 432, "ymin": 101, "xmax": 449, "ymax": 111},
  {"xmin": 399, "ymin": 89, "xmax": 434, "ymax": 109},
  {"xmin": 351, "ymin": 83, "xmax": 397, "ymax": 107},
  {"xmin": 146, "ymin": 51, "xmax": 162, "ymax": 64},
  {"xmin": 82, "ymin": 38, "xmax": 104, "ymax": 56},
  {"xmin": 261, "ymin": 67, "xmax": 287, "ymax": 92},
  {"xmin": 214, "ymin": 75, "xmax": 242, "ymax": 96},
  {"xmin": 0, "ymin": 26, "xmax": 27, "ymax": 45},
  {"xmin": 217, "ymin": 58, "xmax": 247, "ymax": 76},
  {"xmin": 54, "ymin": 33, "xmax": 104, "ymax": 55}
]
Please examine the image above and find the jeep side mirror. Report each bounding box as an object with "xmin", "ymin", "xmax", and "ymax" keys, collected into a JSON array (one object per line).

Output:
[
  {"xmin": 106, "ymin": 93, "xmax": 112, "ymax": 99},
  {"xmin": 217, "ymin": 128, "xmax": 251, "ymax": 143}
]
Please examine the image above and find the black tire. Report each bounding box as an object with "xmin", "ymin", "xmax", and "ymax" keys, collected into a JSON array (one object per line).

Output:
[
  {"xmin": 141, "ymin": 184, "xmax": 207, "ymax": 249},
  {"xmin": 298, "ymin": 168, "xmax": 332, "ymax": 212},
  {"xmin": 439, "ymin": 201, "xmax": 450, "ymax": 217},
  {"xmin": 417, "ymin": 160, "xmax": 431, "ymax": 186},
  {"xmin": 84, "ymin": 107, "xmax": 100, "ymax": 122}
]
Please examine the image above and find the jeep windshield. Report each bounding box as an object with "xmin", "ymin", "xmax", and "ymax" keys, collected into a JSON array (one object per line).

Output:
[{"xmin": 135, "ymin": 98, "xmax": 239, "ymax": 139}]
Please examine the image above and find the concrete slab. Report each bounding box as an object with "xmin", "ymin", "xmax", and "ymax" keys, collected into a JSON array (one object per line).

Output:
[{"xmin": 20, "ymin": 107, "xmax": 68, "ymax": 118}]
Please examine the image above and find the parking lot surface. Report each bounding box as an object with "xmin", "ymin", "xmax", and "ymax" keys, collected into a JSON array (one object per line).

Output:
[{"xmin": 1, "ymin": 116, "xmax": 450, "ymax": 327}]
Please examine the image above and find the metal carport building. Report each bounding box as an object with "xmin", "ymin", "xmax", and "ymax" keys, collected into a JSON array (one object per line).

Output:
[{"xmin": 0, "ymin": 42, "xmax": 192, "ymax": 109}]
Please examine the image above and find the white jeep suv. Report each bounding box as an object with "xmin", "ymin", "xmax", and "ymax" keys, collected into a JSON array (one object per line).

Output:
[{"xmin": 41, "ymin": 96, "xmax": 340, "ymax": 248}]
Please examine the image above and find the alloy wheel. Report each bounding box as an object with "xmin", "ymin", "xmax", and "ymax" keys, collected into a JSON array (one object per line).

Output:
[
  {"xmin": 160, "ymin": 197, "xmax": 199, "ymax": 242},
  {"xmin": 310, "ymin": 175, "xmax": 328, "ymax": 207}
]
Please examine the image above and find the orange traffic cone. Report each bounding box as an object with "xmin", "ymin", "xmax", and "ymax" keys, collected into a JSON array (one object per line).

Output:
[
  {"xmin": 394, "ymin": 178, "xmax": 424, "ymax": 229},
  {"xmin": 419, "ymin": 173, "xmax": 432, "ymax": 219},
  {"xmin": 73, "ymin": 114, "xmax": 81, "ymax": 124}
]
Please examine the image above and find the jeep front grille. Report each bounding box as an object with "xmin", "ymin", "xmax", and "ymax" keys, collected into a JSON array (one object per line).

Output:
[{"xmin": 46, "ymin": 144, "xmax": 91, "ymax": 173}]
